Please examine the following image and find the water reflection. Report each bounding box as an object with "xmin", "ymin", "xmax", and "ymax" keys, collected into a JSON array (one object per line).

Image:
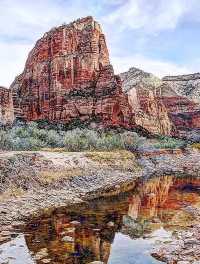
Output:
[{"xmin": 1, "ymin": 176, "xmax": 200, "ymax": 264}]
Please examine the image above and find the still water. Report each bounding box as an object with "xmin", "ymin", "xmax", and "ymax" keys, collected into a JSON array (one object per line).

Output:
[{"xmin": 1, "ymin": 176, "xmax": 200, "ymax": 264}]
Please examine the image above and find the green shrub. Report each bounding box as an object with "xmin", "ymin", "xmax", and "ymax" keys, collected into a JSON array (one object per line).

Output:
[
  {"xmin": 96, "ymin": 133, "xmax": 123, "ymax": 150},
  {"xmin": 154, "ymin": 136, "xmax": 186, "ymax": 149},
  {"xmin": 121, "ymin": 131, "xmax": 146, "ymax": 151},
  {"xmin": 0, "ymin": 123, "xmax": 187, "ymax": 151}
]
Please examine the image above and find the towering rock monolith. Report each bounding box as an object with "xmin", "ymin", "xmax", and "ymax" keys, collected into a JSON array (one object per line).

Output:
[{"xmin": 10, "ymin": 16, "xmax": 133, "ymax": 128}]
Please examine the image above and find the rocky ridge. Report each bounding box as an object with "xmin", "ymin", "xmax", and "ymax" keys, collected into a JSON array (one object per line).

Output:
[
  {"xmin": 163, "ymin": 73, "xmax": 200, "ymax": 103},
  {"xmin": 121, "ymin": 67, "xmax": 200, "ymax": 140}
]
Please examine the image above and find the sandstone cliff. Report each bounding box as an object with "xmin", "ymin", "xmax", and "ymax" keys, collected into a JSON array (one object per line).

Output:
[
  {"xmin": 121, "ymin": 67, "xmax": 200, "ymax": 139},
  {"xmin": 120, "ymin": 68, "xmax": 172, "ymax": 136},
  {"xmin": 0, "ymin": 86, "xmax": 14, "ymax": 125},
  {"xmin": 163, "ymin": 73, "xmax": 200, "ymax": 103},
  {"xmin": 10, "ymin": 16, "xmax": 133, "ymax": 128}
]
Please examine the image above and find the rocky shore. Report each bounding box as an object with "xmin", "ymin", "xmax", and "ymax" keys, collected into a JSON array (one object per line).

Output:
[
  {"xmin": 0, "ymin": 150, "xmax": 141, "ymax": 229},
  {"xmin": 152, "ymin": 207, "xmax": 200, "ymax": 263},
  {"xmin": 1, "ymin": 148, "xmax": 200, "ymax": 262}
]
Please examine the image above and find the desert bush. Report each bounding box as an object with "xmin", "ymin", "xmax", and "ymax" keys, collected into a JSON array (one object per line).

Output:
[
  {"xmin": 0, "ymin": 123, "xmax": 148, "ymax": 151},
  {"xmin": 96, "ymin": 133, "xmax": 123, "ymax": 150},
  {"xmin": 154, "ymin": 136, "xmax": 186, "ymax": 149},
  {"xmin": 64, "ymin": 128, "xmax": 89, "ymax": 151},
  {"xmin": 121, "ymin": 131, "xmax": 146, "ymax": 151}
]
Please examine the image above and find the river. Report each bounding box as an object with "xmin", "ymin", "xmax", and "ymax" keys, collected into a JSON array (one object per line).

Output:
[{"xmin": 1, "ymin": 175, "xmax": 200, "ymax": 264}]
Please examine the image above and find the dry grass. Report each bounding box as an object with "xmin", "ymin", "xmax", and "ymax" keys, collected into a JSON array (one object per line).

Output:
[
  {"xmin": 85, "ymin": 150, "xmax": 140, "ymax": 172},
  {"xmin": 39, "ymin": 168, "xmax": 84, "ymax": 184},
  {"xmin": 0, "ymin": 187, "xmax": 25, "ymax": 202},
  {"xmin": 41, "ymin": 147, "xmax": 67, "ymax": 152},
  {"xmin": 192, "ymin": 143, "xmax": 200, "ymax": 150}
]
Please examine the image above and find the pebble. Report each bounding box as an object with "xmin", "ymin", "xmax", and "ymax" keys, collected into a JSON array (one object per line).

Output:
[{"xmin": 62, "ymin": 236, "xmax": 74, "ymax": 242}]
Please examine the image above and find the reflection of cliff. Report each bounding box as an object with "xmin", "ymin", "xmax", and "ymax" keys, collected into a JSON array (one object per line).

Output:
[
  {"xmin": 24, "ymin": 176, "xmax": 200, "ymax": 263},
  {"xmin": 128, "ymin": 176, "xmax": 173, "ymax": 219},
  {"xmin": 25, "ymin": 217, "xmax": 115, "ymax": 263},
  {"xmin": 25, "ymin": 198, "xmax": 127, "ymax": 263},
  {"xmin": 53, "ymin": 214, "xmax": 115, "ymax": 263},
  {"xmin": 128, "ymin": 176, "xmax": 200, "ymax": 221}
]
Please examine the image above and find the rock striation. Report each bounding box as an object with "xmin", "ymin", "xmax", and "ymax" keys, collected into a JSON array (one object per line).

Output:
[
  {"xmin": 8, "ymin": 17, "xmax": 200, "ymax": 137},
  {"xmin": 120, "ymin": 68, "xmax": 172, "ymax": 136},
  {"xmin": 163, "ymin": 73, "xmax": 200, "ymax": 103},
  {"xmin": 121, "ymin": 67, "xmax": 200, "ymax": 139},
  {"xmin": 0, "ymin": 86, "xmax": 14, "ymax": 125},
  {"xmin": 10, "ymin": 16, "xmax": 133, "ymax": 128}
]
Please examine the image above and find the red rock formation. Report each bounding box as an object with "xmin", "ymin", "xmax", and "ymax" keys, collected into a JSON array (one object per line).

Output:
[
  {"xmin": 133, "ymin": 88, "xmax": 172, "ymax": 135},
  {"xmin": 11, "ymin": 16, "xmax": 133, "ymax": 128},
  {"xmin": 120, "ymin": 68, "xmax": 172, "ymax": 135},
  {"xmin": 121, "ymin": 67, "xmax": 200, "ymax": 139},
  {"xmin": 157, "ymin": 89, "xmax": 200, "ymax": 138},
  {"xmin": 0, "ymin": 86, "xmax": 14, "ymax": 125}
]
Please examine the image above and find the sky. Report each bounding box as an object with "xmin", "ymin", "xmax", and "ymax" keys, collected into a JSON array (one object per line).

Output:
[{"xmin": 1, "ymin": 0, "xmax": 200, "ymax": 87}]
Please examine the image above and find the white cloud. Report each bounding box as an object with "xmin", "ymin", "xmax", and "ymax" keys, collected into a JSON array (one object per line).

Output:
[
  {"xmin": 0, "ymin": 42, "xmax": 32, "ymax": 87},
  {"xmin": 111, "ymin": 54, "xmax": 192, "ymax": 77},
  {"xmin": 0, "ymin": 0, "xmax": 96, "ymax": 41},
  {"xmin": 105, "ymin": 0, "xmax": 200, "ymax": 33},
  {"xmin": 0, "ymin": 0, "xmax": 200, "ymax": 86}
]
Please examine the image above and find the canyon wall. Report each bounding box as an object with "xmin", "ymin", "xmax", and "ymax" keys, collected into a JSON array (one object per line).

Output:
[
  {"xmin": 120, "ymin": 68, "xmax": 172, "ymax": 136},
  {"xmin": 0, "ymin": 86, "xmax": 14, "ymax": 125},
  {"xmin": 10, "ymin": 16, "xmax": 133, "ymax": 128},
  {"xmin": 7, "ymin": 17, "xmax": 200, "ymax": 138},
  {"xmin": 121, "ymin": 68, "xmax": 200, "ymax": 139},
  {"xmin": 162, "ymin": 73, "xmax": 200, "ymax": 103}
]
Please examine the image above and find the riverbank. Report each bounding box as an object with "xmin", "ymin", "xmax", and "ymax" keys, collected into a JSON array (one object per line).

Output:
[
  {"xmin": 1, "ymin": 148, "xmax": 200, "ymax": 227},
  {"xmin": 0, "ymin": 150, "xmax": 142, "ymax": 228},
  {"xmin": 1, "ymin": 148, "xmax": 200, "ymax": 262}
]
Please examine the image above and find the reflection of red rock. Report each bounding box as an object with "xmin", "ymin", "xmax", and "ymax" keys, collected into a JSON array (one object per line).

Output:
[
  {"xmin": 0, "ymin": 86, "xmax": 14, "ymax": 125},
  {"xmin": 52, "ymin": 213, "xmax": 113, "ymax": 263},
  {"xmin": 172, "ymin": 177, "xmax": 200, "ymax": 190},
  {"xmin": 128, "ymin": 176, "xmax": 174, "ymax": 219},
  {"xmin": 128, "ymin": 176, "xmax": 200, "ymax": 220},
  {"xmin": 10, "ymin": 16, "xmax": 133, "ymax": 128}
]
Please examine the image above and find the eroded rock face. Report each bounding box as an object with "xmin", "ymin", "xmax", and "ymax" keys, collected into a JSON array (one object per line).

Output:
[
  {"xmin": 161, "ymin": 74, "xmax": 200, "ymax": 139},
  {"xmin": 120, "ymin": 68, "xmax": 172, "ymax": 136},
  {"xmin": 121, "ymin": 67, "xmax": 200, "ymax": 139},
  {"xmin": 10, "ymin": 16, "xmax": 133, "ymax": 128},
  {"xmin": 163, "ymin": 73, "xmax": 200, "ymax": 103},
  {"xmin": 0, "ymin": 86, "xmax": 14, "ymax": 125}
]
